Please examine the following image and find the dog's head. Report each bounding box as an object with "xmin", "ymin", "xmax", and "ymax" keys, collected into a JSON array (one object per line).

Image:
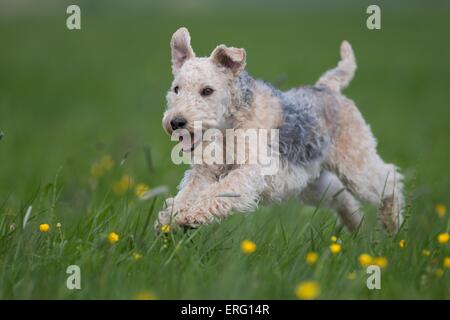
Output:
[{"xmin": 162, "ymin": 27, "xmax": 247, "ymax": 151}]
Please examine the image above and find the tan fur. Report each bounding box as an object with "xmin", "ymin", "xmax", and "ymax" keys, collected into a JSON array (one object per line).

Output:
[
  {"xmin": 325, "ymin": 97, "xmax": 404, "ymax": 232},
  {"xmin": 235, "ymin": 82, "xmax": 283, "ymax": 130}
]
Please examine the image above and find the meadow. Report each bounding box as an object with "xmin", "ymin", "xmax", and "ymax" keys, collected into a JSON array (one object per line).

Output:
[{"xmin": 0, "ymin": 1, "xmax": 450, "ymax": 299}]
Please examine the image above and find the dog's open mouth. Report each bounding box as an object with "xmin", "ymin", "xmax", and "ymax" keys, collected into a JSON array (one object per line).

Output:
[{"xmin": 179, "ymin": 131, "xmax": 201, "ymax": 152}]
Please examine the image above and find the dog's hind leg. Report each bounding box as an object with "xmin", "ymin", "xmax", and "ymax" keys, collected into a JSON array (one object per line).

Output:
[
  {"xmin": 325, "ymin": 99, "xmax": 404, "ymax": 234},
  {"xmin": 300, "ymin": 170, "xmax": 362, "ymax": 231}
]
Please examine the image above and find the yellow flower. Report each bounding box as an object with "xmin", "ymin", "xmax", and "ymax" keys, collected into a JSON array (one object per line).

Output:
[
  {"xmin": 444, "ymin": 257, "xmax": 450, "ymax": 269},
  {"xmin": 435, "ymin": 268, "xmax": 444, "ymax": 278},
  {"xmin": 241, "ymin": 240, "xmax": 257, "ymax": 254},
  {"xmin": 421, "ymin": 249, "xmax": 431, "ymax": 257},
  {"xmin": 112, "ymin": 175, "xmax": 134, "ymax": 196},
  {"xmin": 358, "ymin": 253, "xmax": 373, "ymax": 267},
  {"xmin": 90, "ymin": 155, "xmax": 115, "ymax": 178},
  {"xmin": 305, "ymin": 252, "xmax": 319, "ymax": 265},
  {"xmin": 373, "ymin": 256, "xmax": 388, "ymax": 269},
  {"xmin": 329, "ymin": 243, "xmax": 341, "ymax": 255},
  {"xmin": 135, "ymin": 183, "xmax": 150, "ymax": 199},
  {"xmin": 295, "ymin": 281, "xmax": 320, "ymax": 300},
  {"xmin": 437, "ymin": 232, "xmax": 449, "ymax": 244},
  {"xmin": 134, "ymin": 291, "xmax": 157, "ymax": 300},
  {"xmin": 107, "ymin": 232, "xmax": 119, "ymax": 244},
  {"xmin": 132, "ymin": 252, "xmax": 143, "ymax": 261},
  {"xmin": 330, "ymin": 235, "xmax": 338, "ymax": 242},
  {"xmin": 347, "ymin": 271, "xmax": 357, "ymax": 280},
  {"xmin": 100, "ymin": 155, "xmax": 115, "ymax": 170},
  {"xmin": 399, "ymin": 239, "xmax": 406, "ymax": 249},
  {"xmin": 436, "ymin": 204, "xmax": 446, "ymax": 218},
  {"xmin": 90, "ymin": 162, "xmax": 104, "ymax": 178},
  {"xmin": 39, "ymin": 223, "xmax": 50, "ymax": 233},
  {"xmin": 160, "ymin": 224, "xmax": 171, "ymax": 234}
]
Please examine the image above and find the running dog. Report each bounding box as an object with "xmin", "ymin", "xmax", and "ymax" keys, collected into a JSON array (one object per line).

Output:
[{"xmin": 156, "ymin": 27, "xmax": 404, "ymax": 233}]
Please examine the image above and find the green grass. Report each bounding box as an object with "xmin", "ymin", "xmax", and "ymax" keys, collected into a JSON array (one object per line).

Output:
[{"xmin": 1, "ymin": 2, "xmax": 450, "ymax": 299}]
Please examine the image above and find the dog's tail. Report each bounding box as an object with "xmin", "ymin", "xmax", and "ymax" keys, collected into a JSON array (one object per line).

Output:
[{"xmin": 316, "ymin": 41, "xmax": 356, "ymax": 92}]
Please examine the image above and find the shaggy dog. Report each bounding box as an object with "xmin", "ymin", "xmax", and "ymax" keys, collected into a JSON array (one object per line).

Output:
[{"xmin": 155, "ymin": 27, "xmax": 404, "ymax": 233}]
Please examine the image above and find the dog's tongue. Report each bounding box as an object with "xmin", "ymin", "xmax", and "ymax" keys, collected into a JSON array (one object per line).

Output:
[{"xmin": 179, "ymin": 132, "xmax": 193, "ymax": 152}]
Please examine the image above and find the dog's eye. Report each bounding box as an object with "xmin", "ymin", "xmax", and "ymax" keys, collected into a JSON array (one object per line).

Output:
[
  {"xmin": 200, "ymin": 87, "xmax": 214, "ymax": 97},
  {"xmin": 173, "ymin": 86, "xmax": 179, "ymax": 94}
]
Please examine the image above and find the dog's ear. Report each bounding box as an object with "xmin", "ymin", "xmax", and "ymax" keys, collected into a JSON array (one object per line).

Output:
[
  {"xmin": 170, "ymin": 27, "xmax": 195, "ymax": 75},
  {"xmin": 210, "ymin": 45, "xmax": 246, "ymax": 75}
]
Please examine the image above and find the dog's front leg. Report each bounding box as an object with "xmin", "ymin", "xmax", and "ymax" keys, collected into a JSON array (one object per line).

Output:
[
  {"xmin": 175, "ymin": 165, "xmax": 265, "ymax": 228},
  {"xmin": 155, "ymin": 165, "xmax": 216, "ymax": 228}
]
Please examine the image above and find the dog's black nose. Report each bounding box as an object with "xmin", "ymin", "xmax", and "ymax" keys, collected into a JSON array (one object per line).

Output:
[{"xmin": 170, "ymin": 117, "xmax": 187, "ymax": 130}]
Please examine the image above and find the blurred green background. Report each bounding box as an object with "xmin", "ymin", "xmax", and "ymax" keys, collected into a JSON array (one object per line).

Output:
[
  {"xmin": 1, "ymin": 0, "xmax": 450, "ymax": 203},
  {"xmin": 0, "ymin": 0, "xmax": 450, "ymax": 299}
]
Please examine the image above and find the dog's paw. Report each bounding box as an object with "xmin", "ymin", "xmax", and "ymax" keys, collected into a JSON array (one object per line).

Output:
[
  {"xmin": 154, "ymin": 197, "xmax": 177, "ymax": 229},
  {"xmin": 163, "ymin": 197, "xmax": 175, "ymax": 209},
  {"xmin": 154, "ymin": 208, "xmax": 175, "ymax": 231},
  {"xmin": 174, "ymin": 208, "xmax": 215, "ymax": 228}
]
